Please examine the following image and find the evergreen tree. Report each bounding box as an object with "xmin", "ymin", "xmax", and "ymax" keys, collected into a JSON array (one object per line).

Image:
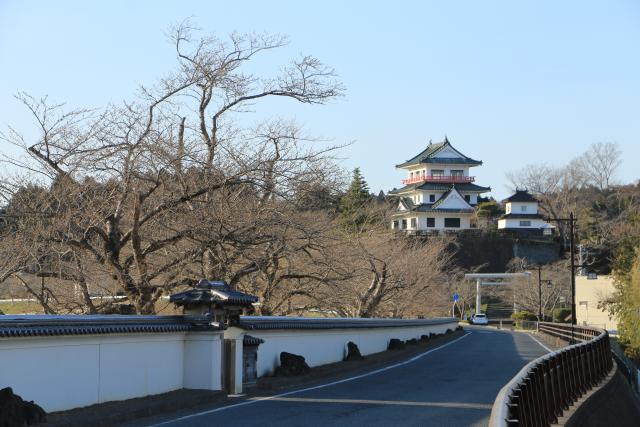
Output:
[
  {"xmin": 339, "ymin": 168, "xmax": 372, "ymax": 231},
  {"xmin": 476, "ymin": 200, "xmax": 501, "ymax": 219},
  {"xmin": 612, "ymin": 249, "xmax": 640, "ymax": 365},
  {"xmin": 294, "ymin": 181, "xmax": 341, "ymax": 213}
]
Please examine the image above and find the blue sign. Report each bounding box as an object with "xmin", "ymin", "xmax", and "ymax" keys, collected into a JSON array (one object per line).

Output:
[{"xmin": 453, "ymin": 292, "xmax": 459, "ymax": 302}]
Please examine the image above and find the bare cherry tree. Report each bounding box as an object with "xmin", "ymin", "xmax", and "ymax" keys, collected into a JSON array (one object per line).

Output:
[
  {"xmin": 507, "ymin": 258, "xmax": 571, "ymax": 320},
  {"xmin": 314, "ymin": 218, "xmax": 457, "ymax": 318},
  {"xmin": 0, "ymin": 23, "xmax": 344, "ymax": 314},
  {"xmin": 572, "ymin": 142, "xmax": 622, "ymax": 191},
  {"xmin": 506, "ymin": 142, "xmax": 623, "ymax": 244}
]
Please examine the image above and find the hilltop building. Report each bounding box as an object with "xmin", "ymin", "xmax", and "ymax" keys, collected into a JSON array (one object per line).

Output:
[
  {"xmin": 388, "ymin": 137, "xmax": 490, "ymax": 232},
  {"xmin": 498, "ymin": 190, "xmax": 554, "ymax": 236}
]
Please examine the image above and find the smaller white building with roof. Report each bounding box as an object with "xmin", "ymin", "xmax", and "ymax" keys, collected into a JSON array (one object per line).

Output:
[{"xmin": 498, "ymin": 189, "xmax": 554, "ymax": 234}]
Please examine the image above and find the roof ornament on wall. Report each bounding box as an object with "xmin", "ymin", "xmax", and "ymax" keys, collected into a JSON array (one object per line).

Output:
[{"xmin": 169, "ymin": 279, "xmax": 259, "ymax": 327}]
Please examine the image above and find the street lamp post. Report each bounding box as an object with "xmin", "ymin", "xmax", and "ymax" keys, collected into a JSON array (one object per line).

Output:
[{"xmin": 535, "ymin": 264, "xmax": 552, "ymax": 322}]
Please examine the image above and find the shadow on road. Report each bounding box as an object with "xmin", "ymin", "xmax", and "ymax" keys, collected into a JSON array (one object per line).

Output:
[{"xmin": 132, "ymin": 327, "xmax": 548, "ymax": 427}]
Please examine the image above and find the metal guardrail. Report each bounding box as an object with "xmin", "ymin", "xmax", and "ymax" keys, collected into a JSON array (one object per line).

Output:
[
  {"xmin": 610, "ymin": 338, "xmax": 640, "ymax": 394},
  {"xmin": 538, "ymin": 322, "xmax": 601, "ymax": 343},
  {"xmin": 490, "ymin": 323, "xmax": 612, "ymax": 426}
]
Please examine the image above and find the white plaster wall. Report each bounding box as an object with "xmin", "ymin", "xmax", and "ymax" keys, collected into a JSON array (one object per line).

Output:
[
  {"xmin": 0, "ymin": 331, "xmax": 223, "ymax": 412},
  {"xmin": 183, "ymin": 332, "xmax": 223, "ymax": 391},
  {"xmin": 432, "ymin": 215, "xmax": 471, "ymax": 230},
  {"xmin": 498, "ymin": 218, "xmax": 548, "ymax": 229},
  {"xmin": 405, "ymin": 165, "xmax": 473, "ymax": 178},
  {"xmin": 432, "ymin": 147, "xmax": 461, "ymax": 159},
  {"xmin": 407, "ymin": 166, "xmax": 427, "ymax": 177},
  {"xmin": 397, "ymin": 214, "xmax": 472, "ymax": 231},
  {"xmin": 424, "ymin": 166, "xmax": 471, "ymax": 176},
  {"xmin": 239, "ymin": 321, "xmax": 458, "ymax": 378},
  {"xmin": 506, "ymin": 202, "xmax": 538, "ymax": 214},
  {"xmin": 423, "ymin": 190, "xmax": 443, "ymax": 203},
  {"xmin": 436, "ymin": 191, "xmax": 471, "ymax": 210},
  {"xmin": 466, "ymin": 193, "xmax": 478, "ymax": 205}
]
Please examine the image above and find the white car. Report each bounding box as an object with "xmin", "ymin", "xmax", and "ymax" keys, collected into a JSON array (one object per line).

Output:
[{"xmin": 471, "ymin": 313, "xmax": 489, "ymax": 325}]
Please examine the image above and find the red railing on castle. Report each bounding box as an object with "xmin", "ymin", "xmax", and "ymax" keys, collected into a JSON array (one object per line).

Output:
[{"xmin": 401, "ymin": 175, "xmax": 475, "ymax": 185}]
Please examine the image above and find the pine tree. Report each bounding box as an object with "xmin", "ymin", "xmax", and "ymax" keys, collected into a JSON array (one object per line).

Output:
[{"xmin": 339, "ymin": 168, "xmax": 372, "ymax": 231}]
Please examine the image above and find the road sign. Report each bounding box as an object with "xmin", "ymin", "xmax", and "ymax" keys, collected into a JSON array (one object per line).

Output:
[{"xmin": 453, "ymin": 292, "xmax": 459, "ymax": 302}]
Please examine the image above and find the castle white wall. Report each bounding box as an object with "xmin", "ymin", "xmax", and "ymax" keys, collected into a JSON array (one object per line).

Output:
[
  {"xmin": 395, "ymin": 214, "xmax": 472, "ymax": 231},
  {"xmin": 401, "ymin": 191, "xmax": 478, "ymax": 207},
  {"xmin": 405, "ymin": 165, "xmax": 473, "ymax": 179},
  {"xmin": 505, "ymin": 202, "xmax": 538, "ymax": 214},
  {"xmin": 424, "ymin": 166, "xmax": 470, "ymax": 176},
  {"xmin": 432, "ymin": 146, "xmax": 461, "ymax": 159},
  {"xmin": 0, "ymin": 331, "xmax": 223, "ymax": 412},
  {"xmin": 498, "ymin": 218, "xmax": 548, "ymax": 229}
]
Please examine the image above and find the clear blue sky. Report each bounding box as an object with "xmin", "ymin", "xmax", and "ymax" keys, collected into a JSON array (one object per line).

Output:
[{"xmin": 1, "ymin": 0, "xmax": 639, "ymax": 199}]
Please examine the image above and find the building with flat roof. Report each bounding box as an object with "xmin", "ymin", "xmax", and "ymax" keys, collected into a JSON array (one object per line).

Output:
[{"xmin": 575, "ymin": 274, "xmax": 618, "ymax": 332}]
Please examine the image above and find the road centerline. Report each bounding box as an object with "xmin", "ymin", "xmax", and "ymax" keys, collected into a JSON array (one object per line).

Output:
[
  {"xmin": 149, "ymin": 331, "xmax": 472, "ymax": 426},
  {"xmin": 248, "ymin": 396, "xmax": 493, "ymax": 410}
]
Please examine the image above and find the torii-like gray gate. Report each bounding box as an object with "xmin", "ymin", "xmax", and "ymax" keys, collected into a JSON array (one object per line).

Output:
[{"xmin": 464, "ymin": 272, "xmax": 531, "ymax": 315}]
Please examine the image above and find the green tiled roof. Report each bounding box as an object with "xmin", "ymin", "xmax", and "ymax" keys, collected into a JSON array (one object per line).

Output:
[
  {"xmin": 393, "ymin": 204, "xmax": 475, "ymax": 215},
  {"xmin": 395, "ymin": 137, "xmax": 482, "ymax": 168},
  {"xmin": 503, "ymin": 190, "xmax": 539, "ymax": 203},
  {"xmin": 389, "ymin": 182, "xmax": 491, "ymax": 195},
  {"xmin": 396, "ymin": 196, "xmax": 475, "ymax": 214},
  {"xmin": 499, "ymin": 213, "xmax": 543, "ymax": 219}
]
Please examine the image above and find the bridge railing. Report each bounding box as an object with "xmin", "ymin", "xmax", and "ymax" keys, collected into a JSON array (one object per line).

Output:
[
  {"xmin": 538, "ymin": 322, "xmax": 601, "ymax": 343},
  {"xmin": 489, "ymin": 323, "xmax": 612, "ymax": 427}
]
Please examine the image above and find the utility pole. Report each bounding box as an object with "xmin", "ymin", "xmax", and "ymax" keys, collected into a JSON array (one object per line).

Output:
[
  {"xmin": 538, "ymin": 265, "xmax": 542, "ymax": 321},
  {"xmin": 546, "ymin": 212, "xmax": 578, "ymax": 343},
  {"xmin": 569, "ymin": 212, "xmax": 576, "ymax": 343}
]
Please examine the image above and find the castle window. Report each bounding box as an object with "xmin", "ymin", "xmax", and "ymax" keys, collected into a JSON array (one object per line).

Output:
[
  {"xmin": 429, "ymin": 194, "xmax": 435, "ymax": 202},
  {"xmin": 519, "ymin": 221, "xmax": 531, "ymax": 227},
  {"xmin": 427, "ymin": 218, "xmax": 435, "ymax": 228},
  {"xmin": 410, "ymin": 218, "xmax": 417, "ymax": 229},
  {"xmin": 392, "ymin": 220, "xmax": 399, "ymax": 229},
  {"xmin": 444, "ymin": 218, "xmax": 460, "ymax": 228},
  {"xmin": 451, "ymin": 170, "xmax": 463, "ymax": 177},
  {"xmin": 401, "ymin": 219, "xmax": 407, "ymax": 229},
  {"xmin": 464, "ymin": 195, "xmax": 470, "ymax": 203},
  {"xmin": 432, "ymin": 169, "xmax": 444, "ymax": 177},
  {"xmin": 521, "ymin": 205, "xmax": 528, "ymax": 212}
]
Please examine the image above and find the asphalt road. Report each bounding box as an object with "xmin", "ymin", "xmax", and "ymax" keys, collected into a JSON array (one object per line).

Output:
[{"xmin": 144, "ymin": 327, "xmax": 548, "ymax": 427}]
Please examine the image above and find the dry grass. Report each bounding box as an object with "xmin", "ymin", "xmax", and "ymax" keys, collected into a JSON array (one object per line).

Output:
[{"xmin": 0, "ymin": 300, "xmax": 44, "ymax": 314}]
